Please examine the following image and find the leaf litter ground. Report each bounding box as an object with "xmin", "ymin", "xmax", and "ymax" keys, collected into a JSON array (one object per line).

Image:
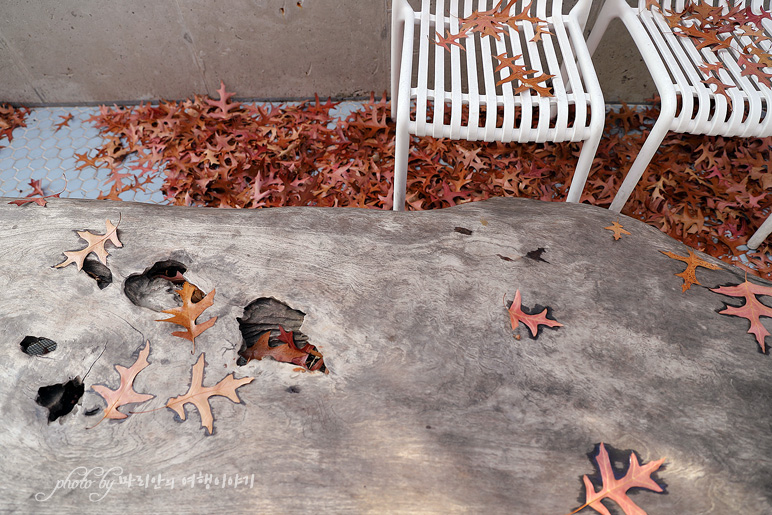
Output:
[{"xmin": 7, "ymin": 87, "xmax": 772, "ymax": 279}]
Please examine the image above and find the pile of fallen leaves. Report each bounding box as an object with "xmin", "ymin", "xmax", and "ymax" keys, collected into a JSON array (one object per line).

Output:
[
  {"xmin": 75, "ymin": 85, "xmax": 772, "ymax": 278},
  {"xmin": 0, "ymin": 103, "xmax": 29, "ymax": 150}
]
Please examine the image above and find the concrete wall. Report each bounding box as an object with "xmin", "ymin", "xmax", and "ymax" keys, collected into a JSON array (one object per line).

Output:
[{"xmin": 0, "ymin": 0, "xmax": 655, "ymax": 105}]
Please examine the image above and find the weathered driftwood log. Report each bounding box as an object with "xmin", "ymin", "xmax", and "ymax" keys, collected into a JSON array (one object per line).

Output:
[{"xmin": 0, "ymin": 197, "xmax": 769, "ymax": 513}]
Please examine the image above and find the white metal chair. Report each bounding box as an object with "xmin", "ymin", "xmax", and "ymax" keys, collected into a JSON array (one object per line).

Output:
[
  {"xmin": 389, "ymin": 0, "xmax": 605, "ymax": 210},
  {"xmin": 586, "ymin": 0, "xmax": 772, "ymax": 249}
]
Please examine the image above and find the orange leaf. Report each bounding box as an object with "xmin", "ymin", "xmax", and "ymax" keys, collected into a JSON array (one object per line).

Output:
[
  {"xmin": 54, "ymin": 113, "xmax": 74, "ymax": 133},
  {"xmin": 166, "ymin": 353, "xmax": 254, "ymax": 435},
  {"xmin": 604, "ymin": 221, "xmax": 631, "ymax": 240},
  {"xmin": 530, "ymin": 24, "xmax": 553, "ymax": 43},
  {"xmin": 505, "ymin": 289, "xmax": 562, "ymax": 337},
  {"xmin": 54, "ymin": 218, "xmax": 123, "ymax": 270},
  {"xmin": 90, "ymin": 341, "xmax": 155, "ymax": 428},
  {"xmin": 157, "ymin": 282, "xmax": 217, "ymax": 352},
  {"xmin": 660, "ymin": 250, "xmax": 721, "ymax": 292},
  {"xmin": 434, "ymin": 29, "xmax": 467, "ymax": 52},
  {"xmin": 568, "ymin": 443, "xmax": 665, "ymax": 515},
  {"xmin": 711, "ymin": 278, "xmax": 772, "ymax": 353}
]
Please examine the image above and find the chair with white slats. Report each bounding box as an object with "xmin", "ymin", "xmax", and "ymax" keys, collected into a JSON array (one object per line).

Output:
[
  {"xmin": 586, "ymin": 0, "xmax": 772, "ymax": 249},
  {"xmin": 389, "ymin": 0, "xmax": 605, "ymax": 210}
]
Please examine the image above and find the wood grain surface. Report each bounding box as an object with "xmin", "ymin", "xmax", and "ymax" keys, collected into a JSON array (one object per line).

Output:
[{"xmin": 0, "ymin": 197, "xmax": 769, "ymax": 513}]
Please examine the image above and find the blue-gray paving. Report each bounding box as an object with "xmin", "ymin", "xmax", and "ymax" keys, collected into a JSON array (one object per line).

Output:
[
  {"xmin": 0, "ymin": 101, "xmax": 365, "ymax": 203},
  {"xmin": 0, "ymin": 106, "xmax": 163, "ymax": 203}
]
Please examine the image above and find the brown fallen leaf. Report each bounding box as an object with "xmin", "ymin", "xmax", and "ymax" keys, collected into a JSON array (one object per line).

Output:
[
  {"xmin": 660, "ymin": 250, "xmax": 720, "ymax": 292},
  {"xmin": 604, "ymin": 221, "xmax": 631, "ymax": 240},
  {"xmin": 505, "ymin": 289, "xmax": 562, "ymax": 337},
  {"xmin": 54, "ymin": 218, "xmax": 123, "ymax": 270},
  {"xmin": 239, "ymin": 327, "xmax": 328, "ymax": 373},
  {"xmin": 8, "ymin": 193, "xmax": 61, "ymax": 207},
  {"xmin": 54, "ymin": 113, "xmax": 74, "ymax": 132},
  {"xmin": 166, "ymin": 353, "xmax": 254, "ymax": 435},
  {"xmin": 89, "ymin": 340, "xmax": 155, "ymax": 428},
  {"xmin": 567, "ymin": 443, "xmax": 665, "ymax": 515},
  {"xmin": 157, "ymin": 282, "xmax": 217, "ymax": 353},
  {"xmin": 0, "ymin": 103, "xmax": 29, "ymax": 149},
  {"xmin": 8, "ymin": 179, "xmax": 62, "ymax": 207}
]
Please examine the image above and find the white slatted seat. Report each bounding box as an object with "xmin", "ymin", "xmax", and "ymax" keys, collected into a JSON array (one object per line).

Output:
[
  {"xmin": 390, "ymin": 0, "xmax": 605, "ymax": 210},
  {"xmin": 586, "ymin": 0, "xmax": 772, "ymax": 248}
]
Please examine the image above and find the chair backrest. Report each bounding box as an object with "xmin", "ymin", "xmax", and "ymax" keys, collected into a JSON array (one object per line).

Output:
[
  {"xmin": 637, "ymin": 0, "xmax": 771, "ymax": 12},
  {"xmin": 418, "ymin": 0, "xmax": 565, "ymax": 20}
]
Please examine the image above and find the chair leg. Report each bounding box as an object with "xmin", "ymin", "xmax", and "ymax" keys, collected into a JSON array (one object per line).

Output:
[
  {"xmin": 747, "ymin": 215, "xmax": 772, "ymax": 250},
  {"xmin": 585, "ymin": 4, "xmax": 618, "ymax": 58},
  {"xmin": 608, "ymin": 116, "xmax": 671, "ymax": 212},
  {"xmin": 565, "ymin": 131, "xmax": 602, "ymax": 203},
  {"xmin": 392, "ymin": 119, "xmax": 410, "ymax": 211}
]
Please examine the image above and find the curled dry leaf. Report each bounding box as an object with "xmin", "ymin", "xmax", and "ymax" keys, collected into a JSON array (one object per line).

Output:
[
  {"xmin": 240, "ymin": 326, "xmax": 328, "ymax": 373},
  {"xmin": 157, "ymin": 282, "xmax": 217, "ymax": 353},
  {"xmin": 8, "ymin": 179, "xmax": 61, "ymax": 207},
  {"xmin": 166, "ymin": 353, "xmax": 254, "ymax": 435},
  {"xmin": 90, "ymin": 340, "xmax": 155, "ymax": 428},
  {"xmin": 54, "ymin": 218, "xmax": 123, "ymax": 270},
  {"xmin": 0, "ymin": 103, "xmax": 30, "ymax": 149}
]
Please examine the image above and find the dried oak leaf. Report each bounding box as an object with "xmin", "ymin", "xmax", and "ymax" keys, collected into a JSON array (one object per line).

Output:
[
  {"xmin": 166, "ymin": 353, "xmax": 254, "ymax": 435},
  {"xmin": 604, "ymin": 221, "xmax": 631, "ymax": 240},
  {"xmin": 54, "ymin": 218, "xmax": 122, "ymax": 270},
  {"xmin": 568, "ymin": 443, "xmax": 665, "ymax": 515},
  {"xmin": 505, "ymin": 289, "xmax": 562, "ymax": 337},
  {"xmin": 8, "ymin": 194, "xmax": 61, "ymax": 207},
  {"xmin": 240, "ymin": 327, "xmax": 328, "ymax": 373},
  {"xmin": 9, "ymin": 179, "xmax": 62, "ymax": 207},
  {"xmin": 434, "ymin": 30, "xmax": 467, "ymax": 52},
  {"xmin": 89, "ymin": 340, "xmax": 154, "ymax": 428},
  {"xmin": 660, "ymin": 250, "xmax": 720, "ymax": 292},
  {"xmin": 710, "ymin": 278, "xmax": 772, "ymax": 353},
  {"xmin": 157, "ymin": 282, "xmax": 217, "ymax": 353},
  {"xmin": 54, "ymin": 113, "xmax": 74, "ymax": 133}
]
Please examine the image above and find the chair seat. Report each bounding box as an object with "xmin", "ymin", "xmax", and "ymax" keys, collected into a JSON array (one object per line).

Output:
[
  {"xmin": 637, "ymin": 6, "xmax": 772, "ymax": 138},
  {"xmin": 404, "ymin": 9, "xmax": 603, "ymax": 145}
]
